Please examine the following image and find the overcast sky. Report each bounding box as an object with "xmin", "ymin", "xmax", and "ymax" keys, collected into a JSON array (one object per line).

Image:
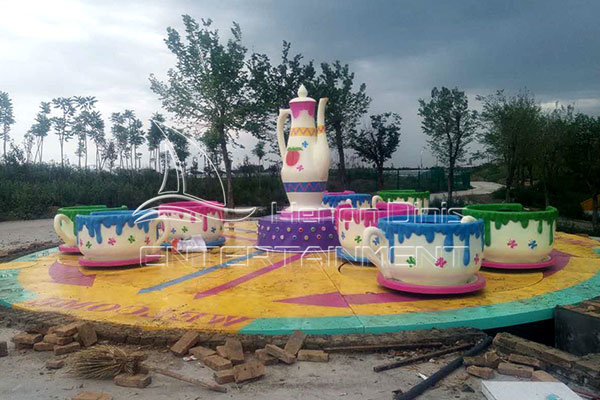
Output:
[{"xmin": 1, "ymin": 0, "xmax": 599, "ymax": 168}]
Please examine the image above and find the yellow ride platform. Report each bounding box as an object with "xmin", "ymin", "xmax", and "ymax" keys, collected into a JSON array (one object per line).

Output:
[{"xmin": 1, "ymin": 221, "xmax": 600, "ymax": 335}]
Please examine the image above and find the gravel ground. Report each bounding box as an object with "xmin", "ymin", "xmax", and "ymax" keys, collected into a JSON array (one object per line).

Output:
[
  {"xmin": 0, "ymin": 218, "xmax": 58, "ymax": 261},
  {"xmin": 0, "ymin": 327, "xmax": 488, "ymax": 400}
]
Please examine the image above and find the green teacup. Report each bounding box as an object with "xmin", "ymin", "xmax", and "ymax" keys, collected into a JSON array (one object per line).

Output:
[{"xmin": 54, "ymin": 205, "xmax": 127, "ymax": 247}]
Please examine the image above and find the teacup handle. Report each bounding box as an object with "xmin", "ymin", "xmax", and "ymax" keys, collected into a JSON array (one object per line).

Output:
[
  {"xmin": 150, "ymin": 217, "xmax": 171, "ymax": 248},
  {"xmin": 371, "ymin": 195, "xmax": 383, "ymax": 208},
  {"xmin": 363, "ymin": 226, "xmax": 392, "ymax": 278},
  {"xmin": 53, "ymin": 214, "xmax": 76, "ymax": 246}
]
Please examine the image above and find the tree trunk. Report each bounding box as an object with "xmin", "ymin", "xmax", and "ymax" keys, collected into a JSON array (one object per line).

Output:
[
  {"xmin": 447, "ymin": 162, "xmax": 454, "ymax": 205},
  {"xmin": 60, "ymin": 138, "xmax": 64, "ymax": 167},
  {"xmin": 218, "ymin": 125, "xmax": 235, "ymax": 209},
  {"xmin": 3, "ymin": 127, "xmax": 7, "ymax": 160},
  {"xmin": 84, "ymin": 136, "xmax": 88, "ymax": 169},
  {"xmin": 334, "ymin": 126, "xmax": 347, "ymax": 186},
  {"xmin": 39, "ymin": 137, "xmax": 44, "ymax": 163},
  {"xmin": 377, "ymin": 165, "xmax": 384, "ymax": 190}
]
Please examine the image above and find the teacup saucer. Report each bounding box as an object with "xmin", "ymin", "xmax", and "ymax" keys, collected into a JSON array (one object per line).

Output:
[
  {"xmin": 336, "ymin": 248, "xmax": 372, "ymax": 266},
  {"xmin": 481, "ymin": 255, "xmax": 554, "ymax": 270},
  {"xmin": 58, "ymin": 244, "xmax": 81, "ymax": 254},
  {"xmin": 377, "ymin": 272, "xmax": 486, "ymax": 295},
  {"xmin": 79, "ymin": 254, "xmax": 163, "ymax": 268}
]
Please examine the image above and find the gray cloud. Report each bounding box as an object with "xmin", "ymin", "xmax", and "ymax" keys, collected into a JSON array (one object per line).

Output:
[{"xmin": 1, "ymin": 0, "xmax": 598, "ymax": 168}]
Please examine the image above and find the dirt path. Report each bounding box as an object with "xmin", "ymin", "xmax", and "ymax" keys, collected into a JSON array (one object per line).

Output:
[{"xmin": 0, "ymin": 219, "xmax": 58, "ymax": 261}]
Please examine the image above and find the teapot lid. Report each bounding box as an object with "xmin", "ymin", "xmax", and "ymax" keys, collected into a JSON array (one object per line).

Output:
[{"xmin": 289, "ymin": 84, "xmax": 316, "ymax": 103}]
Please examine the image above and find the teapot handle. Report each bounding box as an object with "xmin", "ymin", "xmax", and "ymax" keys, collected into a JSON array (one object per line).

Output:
[{"xmin": 277, "ymin": 109, "xmax": 292, "ymax": 160}]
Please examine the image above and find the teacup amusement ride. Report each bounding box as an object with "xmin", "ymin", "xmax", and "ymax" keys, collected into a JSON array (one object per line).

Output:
[{"xmin": 10, "ymin": 81, "xmax": 600, "ymax": 337}]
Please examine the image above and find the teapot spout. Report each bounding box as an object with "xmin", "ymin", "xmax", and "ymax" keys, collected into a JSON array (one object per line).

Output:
[{"xmin": 317, "ymin": 98, "xmax": 328, "ymax": 129}]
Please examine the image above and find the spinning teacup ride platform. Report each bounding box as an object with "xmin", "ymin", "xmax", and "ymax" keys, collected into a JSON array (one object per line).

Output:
[
  {"xmin": 3, "ymin": 85, "xmax": 600, "ymax": 336},
  {"xmin": 1, "ymin": 220, "xmax": 600, "ymax": 335}
]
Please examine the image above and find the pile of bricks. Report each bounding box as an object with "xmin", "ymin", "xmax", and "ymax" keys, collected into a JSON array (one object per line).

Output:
[
  {"xmin": 492, "ymin": 332, "xmax": 600, "ymax": 389},
  {"xmin": 465, "ymin": 332, "xmax": 600, "ymax": 388},
  {"xmin": 7, "ymin": 322, "xmax": 97, "ymax": 370},
  {"xmin": 170, "ymin": 329, "xmax": 328, "ymax": 386}
]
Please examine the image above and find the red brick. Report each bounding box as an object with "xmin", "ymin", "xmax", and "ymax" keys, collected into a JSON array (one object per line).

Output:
[
  {"xmin": 44, "ymin": 334, "xmax": 73, "ymax": 345},
  {"xmin": 464, "ymin": 351, "xmax": 501, "ymax": 369},
  {"xmin": 284, "ymin": 330, "xmax": 307, "ymax": 356},
  {"xmin": 72, "ymin": 391, "xmax": 112, "ymax": 400},
  {"xmin": 77, "ymin": 323, "xmax": 97, "ymax": 347},
  {"xmin": 223, "ymin": 338, "xmax": 244, "ymax": 364},
  {"xmin": 46, "ymin": 359, "xmax": 65, "ymax": 369},
  {"xmin": 55, "ymin": 323, "xmax": 81, "ymax": 337},
  {"xmin": 255, "ymin": 348, "xmax": 278, "ymax": 365},
  {"xmin": 265, "ymin": 344, "xmax": 295, "ymax": 364},
  {"xmin": 170, "ymin": 332, "xmax": 200, "ymax": 356},
  {"xmin": 531, "ymin": 370, "xmax": 560, "ymax": 382},
  {"xmin": 233, "ymin": 361, "xmax": 265, "ymax": 383},
  {"xmin": 203, "ymin": 355, "xmax": 233, "ymax": 371},
  {"xmin": 189, "ymin": 346, "xmax": 216, "ymax": 361},
  {"xmin": 466, "ymin": 365, "xmax": 495, "ymax": 379},
  {"xmin": 12, "ymin": 332, "xmax": 42, "ymax": 345},
  {"xmin": 497, "ymin": 362, "xmax": 534, "ymax": 378},
  {"xmin": 34, "ymin": 342, "xmax": 55, "ymax": 352},
  {"xmin": 508, "ymin": 353, "xmax": 545, "ymax": 369},
  {"xmin": 214, "ymin": 369, "xmax": 235, "ymax": 384},
  {"xmin": 114, "ymin": 373, "xmax": 151, "ymax": 388},
  {"xmin": 216, "ymin": 345, "xmax": 228, "ymax": 358},
  {"xmin": 54, "ymin": 341, "xmax": 80, "ymax": 356},
  {"xmin": 297, "ymin": 349, "xmax": 328, "ymax": 362}
]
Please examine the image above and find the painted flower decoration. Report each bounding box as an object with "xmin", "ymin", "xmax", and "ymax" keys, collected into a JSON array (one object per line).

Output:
[
  {"xmin": 79, "ymin": 239, "xmax": 83, "ymax": 247},
  {"xmin": 302, "ymin": 140, "xmax": 308, "ymax": 149},
  {"xmin": 474, "ymin": 253, "xmax": 480, "ymax": 264},
  {"xmin": 341, "ymin": 231, "xmax": 345, "ymax": 240},
  {"xmin": 296, "ymin": 164, "xmax": 304, "ymax": 172},
  {"xmin": 181, "ymin": 226, "xmax": 188, "ymax": 233},
  {"xmin": 373, "ymin": 236, "xmax": 380, "ymax": 246},
  {"xmin": 354, "ymin": 236, "xmax": 362, "ymax": 244},
  {"xmin": 507, "ymin": 239, "xmax": 518, "ymax": 249},
  {"xmin": 108, "ymin": 237, "xmax": 116, "ymax": 246},
  {"xmin": 528, "ymin": 240, "xmax": 538, "ymax": 249},
  {"xmin": 435, "ymin": 257, "xmax": 447, "ymax": 268},
  {"xmin": 144, "ymin": 237, "xmax": 151, "ymax": 245},
  {"xmin": 211, "ymin": 227, "xmax": 217, "ymax": 233},
  {"xmin": 170, "ymin": 228, "xmax": 177, "ymax": 234},
  {"xmin": 85, "ymin": 241, "xmax": 92, "ymax": 249},
  {"xmin": 127, "ymin": 235, "xmax": 136, "ymax": 243},
  {"xmin": 407, "ymin": 256, "xmax": 416, "ymax": 267}
]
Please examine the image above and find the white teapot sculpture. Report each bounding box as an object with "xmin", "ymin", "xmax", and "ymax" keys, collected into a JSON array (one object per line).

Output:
[{"xmin": 277, "ymin": 85, "xmax": 329, "ymax": 211}]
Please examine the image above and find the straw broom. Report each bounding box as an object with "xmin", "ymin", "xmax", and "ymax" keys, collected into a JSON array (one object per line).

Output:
[{"xmin": 69, "ymin": 345, "xmax": 227, "ymax": 393}]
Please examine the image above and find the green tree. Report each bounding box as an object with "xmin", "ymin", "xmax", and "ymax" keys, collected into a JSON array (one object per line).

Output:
[
  {"xmin": 28, "ymin": 101, "xmax": 51, "ymax": 163},
  {"xmin": 150, "ymin": 16, "xmax": 266, "ymax": 208},
  {"xmin": 247, "ymin": 41, "xmax": 316, "ymax": 155},
  {"xmin": 110, "ymin": 112, "xmax": 130, "ymax": 169},
  {"xmin": 252, "ymin": 140, "xmax": 266, "ymax": 165},
  {"xmin": 314, "ymin": 61, "xmax": 370, "ymax": 186},
  {"xmin": 350, "ymin": 113, "xmax": 402, "ymax": 189},
  {"xmin": 101, "ymin": 139, "xmax": 118, "ymax": 172},
  {"xmin": 477, "ymin": 90, "xmax": 540, "ymax": 201},
  {"xmin": 418, "ymin": 87, "xmax": 478, "ymax": 204},
  {"xmin": 73, "ymin": 96, "xmax": 98, "ymax": 168},
  {"xmin": 147, "ymin": 112, "xmax": 165, "ymax": 171},
  {"xmin": 0, "ymin": 91, "xmax": 15, "ymax": 160},
  {"xmin": 536, "ymin": 105, "xmax": 572, "ymax": 206},
  {"xmin": 122, "ymin": 110, "xmax": 144, "ymax": 170},
  {"xmin": 199, "ymin": 128, "xmax": 223, "ymax": 176},
  {"xmin": 167, "ymin": 127, "xmax": 190, "ymax": 173},
  {"xmin": 51, "ymin": 97, "xmax": 76, "ymax": 166},
  {"xmin": 565, "ymin": 114, "xmax": 600, "ymax": 229}
]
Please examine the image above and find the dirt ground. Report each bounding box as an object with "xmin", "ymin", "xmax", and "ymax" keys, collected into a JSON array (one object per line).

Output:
[
  {"xmin": 0, "ymin": 218, "xmax": 58, "ymax": 261},
  {"xmin": 0, "ymin": 326, "xmax": 494, "ymax": 400}
]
